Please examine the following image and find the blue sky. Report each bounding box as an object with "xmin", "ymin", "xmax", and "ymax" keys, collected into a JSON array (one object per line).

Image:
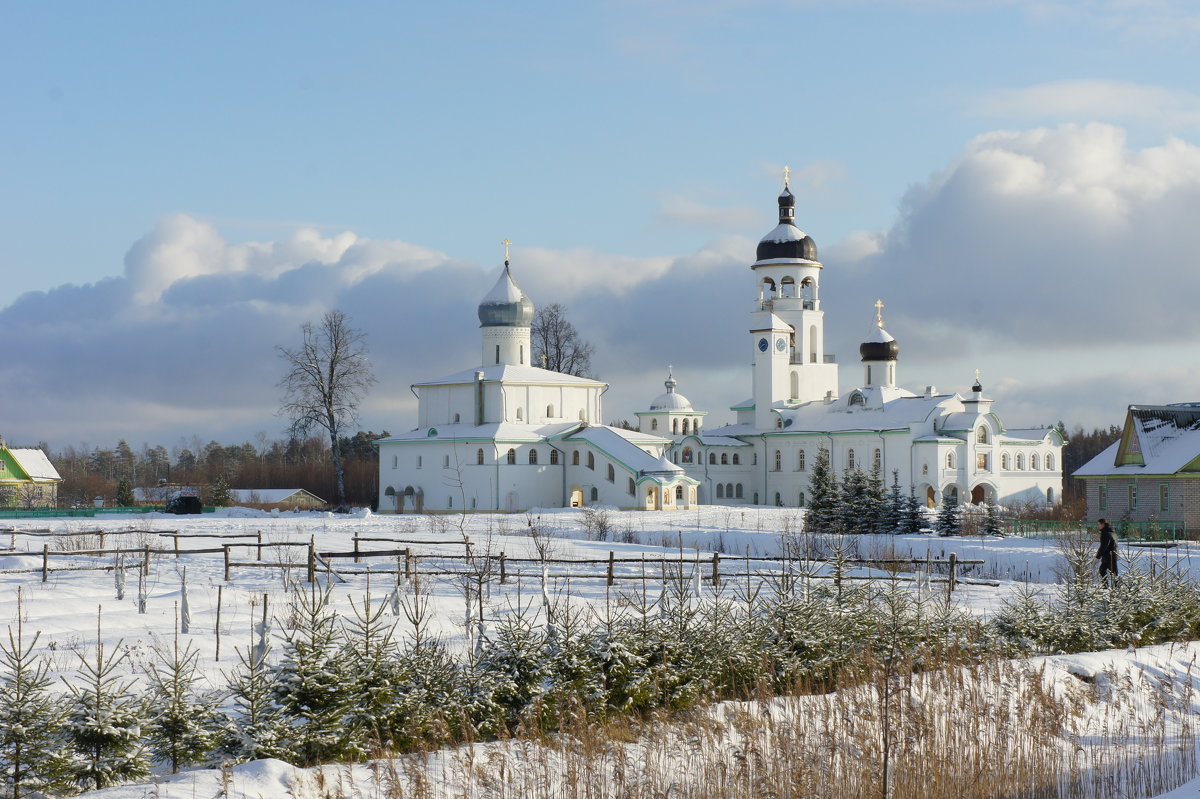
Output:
[{"xmin": 4, "ymin": 1, "xmax": 1200, "ymax": 451}]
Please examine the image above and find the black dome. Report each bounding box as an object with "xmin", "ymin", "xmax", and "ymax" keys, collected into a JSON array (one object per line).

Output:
[
  {"xmin": 778, "ymin": 187, "xmax": 795, "ymax": 208},
  {"xmin": 859, "ymin": 339, "xmax": 900, "ymax": 362},
  {"xmin": 754, "ymin": 187, "xmax": 818, "ymax": 262}
]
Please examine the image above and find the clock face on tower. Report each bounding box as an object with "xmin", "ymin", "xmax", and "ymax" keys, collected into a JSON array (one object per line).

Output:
[
  {"xmin": 757, "ymin": 337, "xmax": 769, "ymax": 352},
  {"xmin": 776, "ymin": 337, "xmax": 787, "ymax": 352}
]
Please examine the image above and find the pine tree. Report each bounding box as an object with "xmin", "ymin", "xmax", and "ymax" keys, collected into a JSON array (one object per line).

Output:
[
  {"xmin": 804, "ymin": 448, "xmax": 840, "ymax": 534},
  {"xmin": 64, "ymin": 615, "xmax": 150, "ymax": 790},
  {"xmin": 838, "ymin": 467, "xmax": 867, "ymax": 534},
  {"xmin": 341, "ymin": 590, "xmax": 402, "ymax": 755},
  {"xmin": 115, "ymin": 479, "xmax": 135, "ymax": 508},
  {"xmin": 145, "ymin": 627, "xmax": 223, "ymax": 773},
  {"xmin": 880, "ymin": 470, "xmax": 904, "ymax": 535},
  {"xmin": 865, "ymin": 464, "xmax": 887, "ymax": 534},
  {"xmin": 899, "ymin": 486, "xmax": 926, "ymax": 535},
  {"xmin": 982, "ymin": 499, "xmax": 1003, "ymax": 536},
  {"xmin": 273, "ymin": 583, "xmax": 356, "ymax": 765},
  {"xmin": 223, "ymin": 641, "xmax": 284, "ymax": 762},
  {"xmin": 935, "ymin": 494, "xmax": 961, "ymax": 537},
  {"xmin": 0, "ymin": 591, "xmax": 71, "ymax": 798},
  {"xmin": 209, "ymin": 475, "xmax": 232, "ymax": 508}
]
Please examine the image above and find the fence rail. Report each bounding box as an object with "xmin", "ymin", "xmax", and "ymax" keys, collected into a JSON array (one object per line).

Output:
[{"xmin": 1004, "ymin": 518, "xmax": 1190, "ymax": 541}]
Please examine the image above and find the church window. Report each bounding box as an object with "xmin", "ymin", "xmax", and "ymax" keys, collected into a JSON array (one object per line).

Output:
[
  {"xmin": 682, "ymin": 447, "xmax": 693, "ymax": 464},
  {"xmin": 529, "ymin": 450, "xmax": 538, "ymax": 465},
  {"xmin": 628, "ymin": 477, "xmax": 635, "ymax": 495},
  {"xmin": 732, "ymin": 453, "xmax": 740, "ymax": 465},
  {"xmin": 849, "ymin": 392, "xmax": 865, "ymax": 407},
  {"xmin": 721, "ymin": 453, "xmax": 728, "ymax": 465},
  {"xmin": 726, "ymin": 482, "xmax": 734, "ymax": 497},
  {"xmin": 651, "ymin": 419, "xmax": 658, "ymax": 431},
  {"xmin": 798, "ymin": 491, "xmax": 805, "ymax": 506},
  {"xmin": 448, "ymin": 496, "xmax": 453, "ymax": 509},
  {"xmin": 776, "ymin": 418, "xmax": 783, "ymax": 429},
  {"xmin": 495, "ymin": 344, "xmax": 500, "ymax": 364},
  {"xmin": 675, "ymin": 486, "xmax": 683, "ymax": 501},
  {"xmin": 774, "ymin": 492, "xmax": 782, "ymax": 506},
  {"xmin": 476, "ymin": 449, "xmax": 484, "ymax": 465},
  {"xmin": 572, "ymin": 450, "xmax": 580, "ymax": 466},
  {"xmin": 607, "ymin": 464, "xmax": 615, "ymax": 482},
  {"xmin": 1016, "ymin": 453, "xmax": 1025, "ymax": 470},
  {"xmin": 1047, "ymin": 453, "xmax": 1055, "ymax": 471},
  {"xmin": 506, "ymin": 449, "xmax": 516, "ymax": 465},
  {"xmin": 798, "ymin": 450, "xmax": 806, "ymax": 471},
  {"xmin": 1098, "ymin": 484, "xmax": 1107, "ymax": 511},
  {"xmin": 1001, "ymin": 453, "xmax": 1010, "ymax": 470},
  {"xmin": 873, "ymin": 449, "xmax": 881, "ymax": 470},
  {"xmin": 516, "ymin": 407, "xmax": 523, "ymax": 421},
  {"xmin": 587, "ymin": 452, "xmax": 595, "ymax": 470},
  {"xmin": 443, "ymin": 455, "xmax": 450, "ymax": 468},
  {"xmin": 1160, "ymin": 483, "xmax": 1170, "ymax": 512},
  {"xmin": 735, "ymin": 483, "xmax": 743, "ymax": 499},
  {"xmin": 716, "ymin": 484, "xmax": 724, "ymax": 499},
  {"xmin": 591, "ymin": 487, "xmax": 598, "ymax": 502},
  {"xmin": 471, "ymin": 498, "xmax": 477, "ymax": 509},
  {"xmin": 977, "ymin": 453, "xmax": 988, "ymax": 471},
  {"xmin": 1030, "ymin": 453, "xmax": 1040, "ymax": 470},
  {"xmin": 921, "ymin": 463, "xmax": 928, "ymax": 475},
  {"xmin": 709, "ymin": 453, "xmax": 716, "ymax": 465},
  {"xmin": 417, "ymin": 456, "xmax": 423, "ymax": 469},
  {"xmin": 546, "ymin": 404, "xmax": 554, "ymax": 418},
  {"xmin": 520, "ymin": 345, "xmax": 525, "ymax": 364},
  {"xmin": 753, "ymin": 453, "xmax": 758, "ymax": 465},
  {"xmin": 392, "ymin": 456, "xmax": 398, "ymax": 469},
  {"xmin": 848, "ymin": 449, "xmax": 856, "ymax": 470},
  {"xmin": 1047, "ymin": 488, "xmax": 1054, "ymax": 503},
  {"xmin": 773, "ymin": 450, "xmax": 782, "ymax": 471},
  {"xmin": 682, "ymin": 419, "xmax": 690, "ymax": 434},
  {"xmin": 946, "ymin": 452, "xmax": 955, "ymax": 469},
  {"xmin": 550, "ymin": 449, "xmax": 559, "ymax": 465},
  {"xmin": 673, "ymin": 419, "xmax": 679, "ymax": 434},
  {"xmin": 1128, "ymin": 483, "xmax": 1137, "ymax": 510},
  {"xmin": 976, "ymin": 426, "xmax": 988, "ymax": 444},
  {"xmin": 453, "ymin": 413, "xmax": 460, "ymax": 423}
]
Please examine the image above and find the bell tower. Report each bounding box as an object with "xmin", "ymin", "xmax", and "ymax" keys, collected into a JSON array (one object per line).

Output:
[{"xmin": 750, "ymin": 170, "xmax": 839, "ymax": 427}]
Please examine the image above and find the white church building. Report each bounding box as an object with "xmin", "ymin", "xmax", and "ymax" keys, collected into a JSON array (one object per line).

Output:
[{"xmin": 377, "ymin": 181, "xmax": 1063, "ymax": 513}]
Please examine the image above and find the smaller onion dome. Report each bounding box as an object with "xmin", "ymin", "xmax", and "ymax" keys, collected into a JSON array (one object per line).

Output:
[
  {"xmin": 649, "ymin": 370, "xmax": 694, "ymax": 411},
  {"xmin": 755, "ymin": 187, "xmax": 818, "ymax": 262},
  {"xmin": 478, "ymin": 264, "xmax": 535, "ymax": 327}
]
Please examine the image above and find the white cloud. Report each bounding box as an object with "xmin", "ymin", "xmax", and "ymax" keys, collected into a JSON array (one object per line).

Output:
[
  {"xmin": 974, "ymin": 80, "xmax": 1200, "ymax": 129},
  {"xmin": 656, "ymin": 195, "xmax": 760, "ymax": 231}
]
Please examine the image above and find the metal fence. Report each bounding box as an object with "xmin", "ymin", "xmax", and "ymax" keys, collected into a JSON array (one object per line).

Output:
[{"xmin": 1004, "ymin": 518, "xmax": 1189, "ymax": 541}]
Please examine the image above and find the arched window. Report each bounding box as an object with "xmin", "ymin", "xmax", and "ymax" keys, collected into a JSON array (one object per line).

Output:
[
  {"xmin": 506, "ymin": 449, "xmax": 516, "ymax": 465},
  {"xmin": 849, "ymin": 392, "xmax": 866, "ymax": 407},
  {"xmin": 798, "ymin": 491, "xmax": 805, "ymax": 506},
  {"xmin": 529, "ymin": 449, "xmax": 538, "ymax": 465},
  {"xmin": 607, "ymin": 464, "xmax": 615, "ymax": 482},
  {"xmin": 628, "ymin": 477, "xmax": 635, "ymax": 495},
  {"xmin": 672, "ymin": 419, "xmax": 679, "ymax": 434},
  {"xmin": 774, "ymin": 492, "xmax": 782, "ymax": 506},
  {"xmin": 721, "ymin": 453, "xmax": 728, "ymax": 465},
  {"xmin": 735, "ymin": 483, "xmax": 743, "ymax": 499},
  {"xmin": 774, "ymin": 450, "xmax": 782, "ymax": 471},
  {"xmin": 515, "ymin": 407, "xmax": 523, "ymax": 421},
  {"xmin": 682, "ymin": 447, "xmax": 693, "ymax": 464},
  {"xmin": 651, "ymin": 419, "xmax": 658, "ymax": 431},
  {"xmin": 1031, "ymin": 453, "xmax": 1040, "ymax": 470},
  {"xmin": 873, "ymin": 449, "xmax": 881, "ymax": 470},
  {"xmin": 1047, "ymin": 453, "xmax": 1056, "ymax": 471},
  {"xmin": 709, "ymin": 452, "xmax": 716, "ymax": 465},
  {"xmin": 572, "ymin": 450, "xmax": 580, "ymax": 466},
  {"xmin": 976, "ymin": 426, "xmax": 988, "ymax": 444},
  {"xmin": 732, "ymin": 454, "xmax": 740, "ymax": 465},
  {"xmin": 442, "ymin": 455, "xmax": 450, "ymax": 468},
  {"xmin": 726, "ymin": 482, "xmax": 734, "ymax": 497},
  {"xmin": 682, "ymin": 419, "xmax": 690, "ymax": 434},
  {"xmin": 590, "ymin": 487, "xmax": 598, "ymax": 502},
  {"xmin": 848, "ymin": 449, "xmax": 856, "ymax": 470},
  {"xmin": 1001, "ymin": 453, "xmax": 1010, "ymax": 470},
  {"xmin": 550, "ymin": 449, "xmax": 559, "ymax": 465},
  {"xmin": 716, "ymin": 484, "xmax": 725, "ymax": 499},
  {"xmin": 587, "ymin": 452, "xmax": 595, "ymax": 470},
  {"xmin": 1016, "ymin": 453, "xmax": 1025, "ymax": 470},
  {"xmin": 476, "ymin": 448, "xmax": 484, "ymax": 465},
  {"xmin": 546, "ymin": 404, "xmax": 554, "ymax": 418},
  {"xmin": 946, "ymin": 451, "xmax": 955, "ymax": 469},
  {"xmin": 1047, "ymin": 487, "xmax": 1055, "ymax": 503},
  {"xmin": 675, "ymin": 486, "xmax": 683, "ymax": 500},
  {"xmin": 453, "ymin": 413, "xmax": 461, "ymax": 423}
]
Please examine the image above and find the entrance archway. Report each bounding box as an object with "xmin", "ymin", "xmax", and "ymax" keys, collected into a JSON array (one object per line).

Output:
[
  {"xmin": 569, "ymin": 486, "xmax": 583, "ymax": 508},
  {"xmin": 971, "ymin": 485, "xmax": 986, "ymax": 505},
  {"xmin": 926, "ymin": 486, "xmax": 936, "ymax": 508}
]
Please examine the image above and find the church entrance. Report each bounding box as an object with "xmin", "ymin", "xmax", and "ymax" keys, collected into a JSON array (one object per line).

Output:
[
  {"xmin": 926, "ymin": 486, "xmax": 936, "ymax": 508},
  {"xmin": 505, "ymin": 491, "xmax": 519, "ymax": 512},
  {"xmin": 569, "ymin": 486, "xmax": 583, "ymax": 507},
  {"xmin": 971, "ymin": 485, "xmax": 986, "ymax": 505}
]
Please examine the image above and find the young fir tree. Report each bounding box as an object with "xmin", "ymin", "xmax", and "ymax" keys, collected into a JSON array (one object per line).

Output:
[
  {"xmin": 837, "ymin": 467, "xmax": 868, "ymax": 534},
  {"xmin": 341, "ymin": 590, "xmax": 402, "ymax": 755},
  {"xmin": 64, "ymin": 616, "xmax": 150, "ymax": 791},
  {"xmin": 145, "ymin": 625, "xmax": 224, "ymax": 773},
  {"xmin": 209, "ymin": 475, "xmax": 232, "ymax": 508},
  {"xmin": 804, "ymin": 448, "xmax": 840, "ymax": 534},
  {"xmin": 0, "ymin": 590, "xmax": 71, "ymax": 798},
  {"xmin": 935, "ymin": 494, "xmax": 961, "ymax": 537},
  {"xmin": 273, "ymin": 583, "xmax": 357, "ymax": 766},
  {"xmin": 865, "ymin": 464, "xmax": 887, "ymax": 534},
  {"xmin": 115, "ymin": 478, "xmax": 136, "ymax": 508},
  {"xmin": 982, "ymin": 499, "xmax": 1003, "ymax": 536},
  {"xmin": 223, "ymin": 641, "xmax": 284, "ymax": 762},
  {"xmin": 880, "ymin": 470, "xmax": 904, "ymax": 535}
]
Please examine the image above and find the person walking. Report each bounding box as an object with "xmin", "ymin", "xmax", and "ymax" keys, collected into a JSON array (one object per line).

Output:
[{"xmin": 1096, "ymin": 518, "xmax": 1118, "ymax": 583}]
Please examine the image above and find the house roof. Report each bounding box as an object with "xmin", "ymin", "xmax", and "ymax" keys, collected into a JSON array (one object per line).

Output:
[
  {"xmin": 564, "ymin": 426, "xmax": 684, "ymax": 477},
  {"xmin": 376, "ymin": 421, "xmax": 584, "ymax": 444},
  {"xmin": 6, "ymin": 449, "xmax": 61, "ymax": 482},
  {"xmin": 229, "ymin": 489, "xmax": 325, "ymax": 504},
  {"xmin": 1075, "ymin": 404, "xmax": 1200, "ymax": 477},
  {"xmin": 414, "ymin": 364, "xmax": 606, "ymax": 388}
]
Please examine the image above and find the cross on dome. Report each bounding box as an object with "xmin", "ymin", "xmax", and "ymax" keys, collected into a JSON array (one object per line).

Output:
[
  {"xmin": 783, "ymin": 165, "xmax": 790, "ymax": 188},
  {"xmin": 875, "ymin": 299, "xmax": 885, "ymax": 328},
  {"xmin": 501, "ymin": 237, "xmax": 512, "ymax": 265}
]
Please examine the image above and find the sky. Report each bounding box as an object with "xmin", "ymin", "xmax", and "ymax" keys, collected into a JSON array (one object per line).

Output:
[{"xmin": 4, "ymin": 0, "xmax": 1200, "ymax": 454}]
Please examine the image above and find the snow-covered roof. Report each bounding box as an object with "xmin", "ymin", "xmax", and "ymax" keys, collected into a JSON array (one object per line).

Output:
[
  {"xmin": 760, "ymin": 222, "xmax": 811, "ymax": 244},
  {"xmin": 377, "ymin": 421, "xmax": 584, "ymax": 444},
  {"xmin": 1075, "ymin": 405, "xmax": 1200, "ymax": 477},
  {"xmin": 564, "ymin": 426, "xmax": 684, "ymax": 477},
  {"xmin": 414, "ymin": 364, "xmax": 607, "ymax": 388},
  {"xmin": 649, "ymin": 391, "xmax": 693, "ymax": 411},
  {"xmin": 869, "ymin": 325, "xmax": 895, "ymax": 343},
  {"xmin": 683, "ymin": 435, "xmax": 751, "ymax": 447},
  {"xmin": 774, "ymin": 393, "xmax": 947, "ymax": 434},
  {"xmin": 229, "ymin": 489, "xmax": 325, "ymax": 504},
  {"xmin": 751, "ymin": 313, "xmax": 792, "ymax": 332},
  {"xmin": 7, "ymin": 449, "xmax": 61, "ymax": 481},
  {"xmin": 481, "ymin": 268, "xmax": 524, "ymax": 304},
  {"xmin": 1004, "ymin": 428, "xmax": 1057, "ymax": 443}
]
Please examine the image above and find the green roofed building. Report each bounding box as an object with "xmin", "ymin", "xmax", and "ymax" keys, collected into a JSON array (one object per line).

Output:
[{"xmin": 0, "ymin": 445, "xmax": 62, "ymax": 509}]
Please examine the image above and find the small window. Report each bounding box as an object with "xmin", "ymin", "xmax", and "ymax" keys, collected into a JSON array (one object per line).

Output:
[
  {"xmin": 651, "ymin": 419, "xmax": 658, "ymax": 431},
  {"xmin": 442, "ymin": 455, "xmax": 450, "ymax": 469},
  {"xmin": 507, "ymin": 449, "xmax": 516, "ymax": 465},
  {"xmin": 417, "ymin": 456, "xmax": 422, "ymax": 469},
  {"xmin": 798, "ymin": 491, "xmax": 805, "ymax": 506},
  {"xmin": 1128, "ymin": 483, "xmax": 1137, "ymax": 510},
  {"xmin": 717, "ymin": 484, "xmax": 725, "ymax": 499},
  {"xmin": 1016, "ymin": 453, "xmax": 1025, "ymax": 470},
  {"xmin": 732, "ymin": 454, "xmax": 740, "ymax": 465},
  {"xmin": 573, "ymin": 451, "xmax": 580, "ymax": 466},
  {"xmin": 798, "ymin": 450, "xmax": 806, "ymax": 471},
  {"xmin": 735, "ymin": 484, "xmax": 743, "ymax": 499},
  {"xmin": 721, "ymin": 453, "xmax": 728, "ymax": 465},
  {"xmin": 922, "ymin": 464, "xmax": 928, "ymax": 475},
  {"xmin": 682, "ymin": 447, "xmax": 693, "ymax": 464},
  {"xmin": 454, "ymin": 413, "xmax": 461, "ymax": 423},
  {"xmin": 1047, "ymin": 453, "xmax": 1056, "ymax": 471},
  {"xmin": 848, "ymin": 449, "xmax": 856, "ymax": 470},
  {"xmin": 726, "ymin": 482, "xmax": 734, "ymax": 497},
  {"xmin": 873, "ymin": 449, "xmax": 881, "ymax": 470},
  {"xmin": 1002, "ymin": 453, "xmax": 1010, "ymax": 470},
  {"xmin": 976, "ymin": 426, "xmax": 988, "ymax": 444},
  {"xmin": 1031, "ymin": 453, "xmax": 1040, "ymax": 470},
  {"xmin": 529, "ymin": 450, "xmax": 538, "ymax": 465},
  {"xmin": 774, "ymin": 492, "xmax": 782, "ymax": 506},
  {"xmin": 709, "ymin": 453, "xmax": 716, "ymax": 465},
  {"xmin": 977, "ymin": 453, "xmax": 988, "ymax": 471},
  {"xmin": 682, "ymin": 419, "xmax": 690, "ymax": 434},
  {"xmin": 753, "ymin": 453, "xmax": 757, "ymax": 466},
  {"xmin": 590, "ymin": 487, "xmax": 598, "ymax": 502},
  {"xmin": 1047, "ymin": 488, "xmax": 1054, "ymax": 503},
  {"xmin": 673, "ymin": 419, "xmax": 679, "ymax": 434},
  {"xmin": 774, "ymin": 450, "xmax": 782, "ymax": 472},
  {"xmin": 1160, "ymin": 483, "xmax": 1169, "ymax": 513},
  {"xmin": 628, "ymin": 477, "xmax": 635, "ymax": 495},
  {"xmin": 849, "ymin": 392, "xmax": 866, "ymax": 407},
  {"xmin": 550, "ymin": 449, "xmax": 559, "ymax": 465},
  {"xmin": 476, "ymin": 449, "xmax": 484, "ymax": 465},
  {"xmin": 546, "ymin": 404, "xmax": 554, "ymax": 418},
  {"xmin": 946, "ymin": 451, "xmax": 955, "ymax": 469},
  {"xmin": 392, "ymin": 455, "xmax": 398, "ymax": 469},
  {"xmin": 516, "ymin": 407, "xmax": 524, "ymax": 421},
  {"xmin": 587, "ymin": 452, "xmax": 595, "ymax": 470},
  {"xmin": 1098, "ymin": 484, "xmax": 1107, "ymax": 512},
  {"xmin": 607, "ymin": 464, "xmax": 615, "ymax": 482},
  {"xmin": 675, "ymin": 486, "xmax": 683, "ymax": 500},
  {"xmin": 448, "ymin": 496, "xmax": 453, "ymax": 509}
]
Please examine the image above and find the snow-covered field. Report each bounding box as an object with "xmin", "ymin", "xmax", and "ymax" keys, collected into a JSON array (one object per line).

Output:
[{"xmin": 0, "ymin": 505, "xmax": 1196, "ymax": 798}]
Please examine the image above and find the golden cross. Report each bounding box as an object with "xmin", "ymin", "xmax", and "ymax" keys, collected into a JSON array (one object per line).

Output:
[
  {"xmin": 501, "ymin": 238, "xmax": 512, "ymax": 263},
  {"xmin": 874, "ymin": 299, "xmax": 885, "ymax": 327},
  {"xmin": 975, "ymin": 368, "xmax": 982, "ymax": 384},
  {"xmin": 783, "ymin": 165, "xmax": 790, "ymax": 188}
]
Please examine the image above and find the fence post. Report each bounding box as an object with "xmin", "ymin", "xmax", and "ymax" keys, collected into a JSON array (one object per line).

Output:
[
  {"xmin": 172, "ymin": 534, "xmax": 180, "ymax": 559},
  {"xmin": 353, "ymin": 535, "xmax": 361, "ymax": 565},
  {"xmin": 142, "ymin": 544, "xmax": 150, "ymax": 577},
  {"xmin": 41, "ymin": 544, "xmax": 48, "ymax": 583},
  {"xmin": 499, "ymin": 552, "xmax": 507, "ymax": 585},
  {"xmin": 948, "ymin": 552, "xmax": 958, "ymax": 596},
  {"xmin": 404, "ymin": 548, "xmax": 412, "ymax": 579},
  {"xmin": 712, "ymin": 552, "xmax": 721, "ymax": 589},
  {"xmin": 215, "ymin": 584, "xmax": 223, "ymax": 663},
  {"xmin": 223, "ymin": 545, "xmax": 231, "ymax": 582},
  {"xmin": 306, "ymin": 540, "xmax": 316, "ymax": 584},
  {"xmin": 256, "ymin": 530, "xmax": 263, "ymax": 562},
  {"xmin": 607, "ymin": 551, "xmax": 615, "ymax": 586},
  {"xmin": 98, "ymin": 531, "xmax": 106, "ymax": 551}
]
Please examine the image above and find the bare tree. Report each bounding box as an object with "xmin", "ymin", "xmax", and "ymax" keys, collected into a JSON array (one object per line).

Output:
[
  {"xmin": 531, "ymin": 303, "xmax": 595, "ymax": 377},
  {"xmin": 277, "ymin": 311, "xmax": 376, "ymax": 508}
]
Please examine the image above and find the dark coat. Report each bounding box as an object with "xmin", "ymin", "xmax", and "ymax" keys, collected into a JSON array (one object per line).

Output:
[{"xmin": 1096, "ymin": 524, "xmax": 1118, "ymax": 576}]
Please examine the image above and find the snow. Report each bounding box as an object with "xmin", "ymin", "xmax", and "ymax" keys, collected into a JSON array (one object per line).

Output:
[
  {"xmin": 5, "ymin": 448, "xmax": 61, "ymax": 481},
  {"xmin": 480, "ymin": 266, "xmax": 524, "ymax": 305},
  {"xmin": 411, "ymin": 363, "xmax": 606, "ymax": 388}
]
